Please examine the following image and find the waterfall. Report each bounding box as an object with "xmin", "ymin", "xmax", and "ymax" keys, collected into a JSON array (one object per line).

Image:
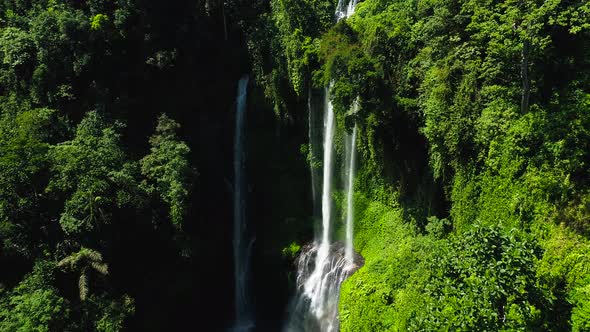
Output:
[
  {"xmin": 285, "ymin": 2, "xmax": 362, "ymax": 331},
  {"xmin": 233, "ymin": 75, "xmax": 254, "ymax": 332},
  {"xmin": 336, "ymin": 0, "xmax": 358, "ymax": 21},
  {"xmin": 344, "ymin": 124, "xmax": 357, "ymax": 265},
  {"xmin": 298, "ymin": 89, "xmax": 336, "ymax": 321},
  {"xmin": 318, "ymin": 87, "xmax": 335, "ymax": 276}
]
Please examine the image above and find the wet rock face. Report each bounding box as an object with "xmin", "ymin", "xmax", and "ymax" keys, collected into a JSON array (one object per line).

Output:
[{"xmin": 284, "ymin": 241, "xmax": 364, "ymax": 332}]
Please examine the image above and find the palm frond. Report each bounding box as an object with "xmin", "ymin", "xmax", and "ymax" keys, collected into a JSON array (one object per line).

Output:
[
  {"xmin": 91, "ymin": 262, "xmax": 109, "ymax": 275},
  {"xmin": 79, "ymin": 270, "xmax": 88, "ymax": 301},
  {"xmin": 57, "ymin": 255, "xmax": 77, "ymax": 269},
  {"xmin": 82, "ymin": 248, "xmax": 103, "ymax": 262}
]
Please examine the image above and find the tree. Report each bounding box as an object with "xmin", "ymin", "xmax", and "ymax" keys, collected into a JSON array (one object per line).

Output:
[
  {"xmin": 57, "ymin": 248, "xmax": 108, "ymax": 302},
  {"xmin": 0, "ymin": 262, "xmax": 71, "ymax": 332},
  {"xmin": 47, "ymin": 111, "xmax": 137, "ymax": 238},
  {"xmin": 140, "ymin": 114, "xmax": 193, "ymax": 230},
  {"xmin": 570, "ymin": 282, "xmax": 590, "ymax": 332},
  {"xmin": 0, "ymin": 106, "xmax": 56, "ymax": 258},
  {"xmin": 413, "ymin": 225, "xmax": 546, "ymax": 331}
]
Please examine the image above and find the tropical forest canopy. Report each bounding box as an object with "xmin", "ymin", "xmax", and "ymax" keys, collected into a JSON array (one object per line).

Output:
[{"xmin": 0, "ymin": 0, "xmax": 589, "ymax": 331}]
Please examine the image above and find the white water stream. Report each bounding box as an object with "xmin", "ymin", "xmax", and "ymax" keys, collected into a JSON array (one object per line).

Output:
[
  {"xmin": 233, "ymin": 76, "xmax": 254, "ymax": 332},
  {"xmin": 285, "ymin": 2, "xmax": 361, "ymax": 331},
  {"xmin": 344, "ymin": 124, "xmax": 357, "ymax": 265}
]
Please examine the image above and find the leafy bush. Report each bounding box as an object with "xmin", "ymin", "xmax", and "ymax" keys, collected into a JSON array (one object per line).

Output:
[
  {"xmin": 0, "ymin": 262, "xmax": 70, "ymax": 332},
  {"xmin": 413, "ymin": 225, "xmax": 545, "ymax": 331}
]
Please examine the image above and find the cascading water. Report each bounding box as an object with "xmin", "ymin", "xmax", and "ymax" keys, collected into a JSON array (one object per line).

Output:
[
  {"xmin": 314, "ymin": 88, "xmax": 336, "ymax": 295},
  {"xmin": 233, "ymin": 76, "xmax": 254, "ymax": 332},
  {"xmin": 344, "ymin": 124, "xmax": 357, "ymax": 264},
  {"xmin": 336, "ymin": 0, "xmax": 358, "ymax": 21},
  {"xmin": 284, "ymin": 3, "xmax": 362, "ymax": 331}
]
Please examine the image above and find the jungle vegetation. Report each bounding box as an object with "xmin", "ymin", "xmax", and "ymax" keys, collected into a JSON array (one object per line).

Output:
[{"xmin": 0, "ymin": 0, "xmax": 589, "ymax": 331}]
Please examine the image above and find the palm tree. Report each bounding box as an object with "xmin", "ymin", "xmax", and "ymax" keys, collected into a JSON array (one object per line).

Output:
[{"xmin": 57, "ymin": 248, "xmax": 108, "ymax": 301}]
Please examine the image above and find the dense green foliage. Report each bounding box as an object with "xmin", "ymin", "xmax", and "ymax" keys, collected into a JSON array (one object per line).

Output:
[
  {"xmin": 0, "ymin": 262, "xmax": 70, "ymax": 331},
  {"xmin": 0, "ymin": 0, "xmax": 210, "ymax": 329},
  {"xmin": 2, "ymin": 0, "xmax": 590, "ymax": 330},
  {"xmin": 252, "ymin": 0, "xmax": 590, "ymax": 330},
  {"xmin": 140, "ymin": 114, "xmax": 193, "ymax": 230},
  {"xmin": 0, "ymin": 0, "xmax": 312, "ymax": 329},
  {"xmin": 0, "ymin": 105, "xmax": 192, "ymax": 329}
]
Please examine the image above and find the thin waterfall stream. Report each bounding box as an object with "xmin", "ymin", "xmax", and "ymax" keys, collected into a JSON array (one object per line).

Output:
[
  {"xmin": 233, "ymin": 76, "xmax": 254, "ymax": 332},
  {"xmin": 284, "ymin": 2, "xmax": 362, "ymax": 331},
  {"xmin": 345, "ymin": 124, "xmax": 357, "ymax": 265}
]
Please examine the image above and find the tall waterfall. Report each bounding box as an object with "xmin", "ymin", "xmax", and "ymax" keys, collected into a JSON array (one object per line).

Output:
[
  {"xmin": 285, "ymin": 2, "xmax": 362, "ymax": 331},
  {"xmin": 316, "ymin": 88, "xmax": 336, "ymax": 284},
  {"xmin": 233, "ymin": 76, "xmax": 254, "ymax": 332},
  {"xmin": 344, "ymin": 125, "xmax": 357, "ymax": 264}
]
